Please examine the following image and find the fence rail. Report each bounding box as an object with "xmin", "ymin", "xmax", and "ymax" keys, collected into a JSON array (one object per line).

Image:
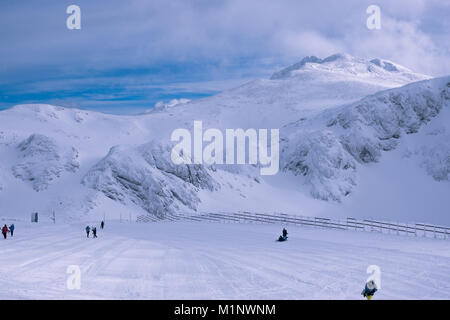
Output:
[{"xmin": 136, "ymin": 211, "xmax": 450, "ymax": 240}]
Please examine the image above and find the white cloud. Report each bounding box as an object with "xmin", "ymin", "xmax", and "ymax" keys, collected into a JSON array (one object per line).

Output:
[
  {"xmin": 344, "ymin": 15, "xmax": 450, "ymax": 76},
  {"xmin": 1, "ymin": 0, "xmax": 449, "ymax": 112},
  {"xmin": 279, "ymin": 31, "xmax": 345, "ymax": 58}
]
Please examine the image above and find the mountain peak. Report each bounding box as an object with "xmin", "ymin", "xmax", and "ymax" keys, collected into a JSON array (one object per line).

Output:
[
  {"xmin": 370, "ymin": 58, "xmax": 401, "ymax": 72},
  {"xmin": 322, "ymin": 52, "xmax": 354, "ymax": 62},
  {"xmin": 270, "ymin": 53, "xmax": 356, "ymax": 79},
  {"xmin": 270, "ymin": 53, "xmax": 427, "ymax": 83}
]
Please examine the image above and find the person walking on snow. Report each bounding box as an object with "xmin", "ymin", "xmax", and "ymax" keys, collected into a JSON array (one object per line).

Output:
[
  {"xmin": 92, "ymin": 226, "xmax": 97, "ymax": 238},
  {"xmin": 2, "ymin": 224, "xmax": 9, "ymax": 239},
  {"xmin": 100, "ymin": 221, "xmax": 104, "ymax": 230},
  {"xmin": 85, "ymin": 225, "xmax": 90, "ymax": 238},
  {"xmin": 361, "ymin": 280, "xmax": 378, "ymax": 300},
  {"xmin": 9, "ymin": 224, "xmax": 14, "ymax": 237}
]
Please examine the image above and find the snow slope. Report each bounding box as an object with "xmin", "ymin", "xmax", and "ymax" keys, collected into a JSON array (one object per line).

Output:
[
  {"xmin": 0, "ymin": 53, "xmax": 449, "ymax": 224},
  {"xmin": 0, "ymin": 221, "xmax": 449, "ymax": 299},
  {"xmin": 12, "ymin": 134, "xmax": 80, "ymax": 191},
  {"xmin": 82, "ymin": 142, "xmax": 219, "ymax": 217},
  {"xmin": 281, "ymin": 77, "xmax": 450, "ymax": 202}
]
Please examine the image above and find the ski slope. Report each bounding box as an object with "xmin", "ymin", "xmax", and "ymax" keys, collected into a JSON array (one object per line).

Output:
[{"xmin": 1, "ymin": 221, "xmax": 449, "ymax": 299}]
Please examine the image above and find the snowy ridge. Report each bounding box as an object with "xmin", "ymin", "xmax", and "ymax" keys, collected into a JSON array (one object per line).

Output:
[
  {"xmin": 12, "ymin": 134, "xmax": 79, "ymax": 191},
  {"xmin": 82, "ymin": 142, "xmax": 218, "ymax": 216},
  {"xmin": 282, "ymin": 77, "xmax": 450, "ymax": 201},
  {"xmin": 0, "ymin": 54, "xmax": 449, "ymax": 223},
  {"xmin": 270, "ymin": 53, "xmax": 428, "ymax": 86},
  {"xmin": 80, "ymin": 76, "xmax": 450, "ymax": 215},
  {"xmin": 148, "ymin": 98, "xmax": 191, "ymax": 113}
]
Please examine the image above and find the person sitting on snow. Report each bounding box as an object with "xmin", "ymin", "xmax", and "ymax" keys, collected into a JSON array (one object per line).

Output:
[{"xmin": 278, "ymin": 228, "xmax": 288, "ymax": 242}]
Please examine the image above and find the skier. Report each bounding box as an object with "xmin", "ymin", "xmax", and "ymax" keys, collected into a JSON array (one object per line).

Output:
[
  {"xmin": 100, "ymin": 221, "xmax": 104, "ymax": 230},
  {"xmin": 361, "ymin": 280, "xmax": 378, "ymax": 300},
  {"xmin": 92, "ymin": 226, "xmax": 97, "ymax": 238},
  {"xmin": 85, "ymin": 225, "xmax": 90, "ymax": 238},
  {"xmin": 9, "ymin": 224, "xmax": 14, "ymax": 237},
  {"xmin": 282, "ymin": 228, "xmax": 288, "ymax": 238},
  {"xmin": 2, "ymin": 224, "xmax": 8, "ymax": 239}
]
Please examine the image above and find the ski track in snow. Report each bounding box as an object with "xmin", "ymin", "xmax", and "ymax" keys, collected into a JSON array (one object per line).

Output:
[{"xmin": 1, "ymin": 221, "xmax": 449, "ymax": 299}]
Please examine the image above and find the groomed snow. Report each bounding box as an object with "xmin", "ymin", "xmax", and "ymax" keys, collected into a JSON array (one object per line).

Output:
[{"xmin": 1, "ymin": 221, "xmax": 449, "ymax": 299}]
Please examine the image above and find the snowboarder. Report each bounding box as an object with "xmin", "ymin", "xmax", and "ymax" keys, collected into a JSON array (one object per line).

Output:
[
  {"xmin": 361, "ymin": 280, "xmax": 378, "ymax": 300},
  {"xmin": 2, "ymin": 224, "xmax": 8, "ymax": 239},
  {"xmin": 282, "ymin": 228, "xmax": 288, "ymax": 238},
  {"xmin": 9, "ymin": 224, "xmax": 14, "ymax": 237},
  {"xmin": 100, "ymin": 221, "xmax": 104, "ymax": 230},
  {"xmin": 85, "ymin": 225, "xmax": 90, "ymax": 238},
  {"xmin": 92, "ymin": 226, "xmax": 97, "ymax": 238}
]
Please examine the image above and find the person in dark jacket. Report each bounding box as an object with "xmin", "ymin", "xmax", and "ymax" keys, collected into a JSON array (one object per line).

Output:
[
  {"xmin": 100, "ymin": 221, "xmax": 104, "ymax": 230},
  {"xmin": 361, "ymin": 280, "xmax": 378, "ymax": 300},
  {"xmin": 2, "ymin": 224, "xmax": 8, "ymax": 239},
  {"xmin": 9, "ymin": 224, "xmax": 14, "ymax": 237},
  {"xmin": 278, "ymin": 228, "xmax": 288, "ymax": 242},
  {"xmin": 92, "ymin": 227, "xmax": 97, "ymax": 238},
  {"xmin": 85, "ymin": 225, "xmax": 90, "ymax": 238}
]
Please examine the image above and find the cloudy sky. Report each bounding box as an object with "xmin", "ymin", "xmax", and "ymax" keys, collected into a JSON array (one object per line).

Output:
[{"xmin": 1, "ymin": 0, "xmax": 449, "ymax": 114}]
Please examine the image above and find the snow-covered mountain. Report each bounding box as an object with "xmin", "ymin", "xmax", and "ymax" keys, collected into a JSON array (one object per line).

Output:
[
  {"xmin": 13, "ymin": 134, "xmax": 80, "ymax": 192},
  {"xmin": 146, "ymin": 98, "xmax": 191, "ymax": 113},
  {"xmin": 0, "ymin": 54, "xmax": 449, "ymax": 224},
  {"xmin": 281, "ymin": 77, "xmax": 450, "ymax": 201},
  {"xmin": 270, "ymin": 53, "xmax": 426, "ymax": 85}
]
